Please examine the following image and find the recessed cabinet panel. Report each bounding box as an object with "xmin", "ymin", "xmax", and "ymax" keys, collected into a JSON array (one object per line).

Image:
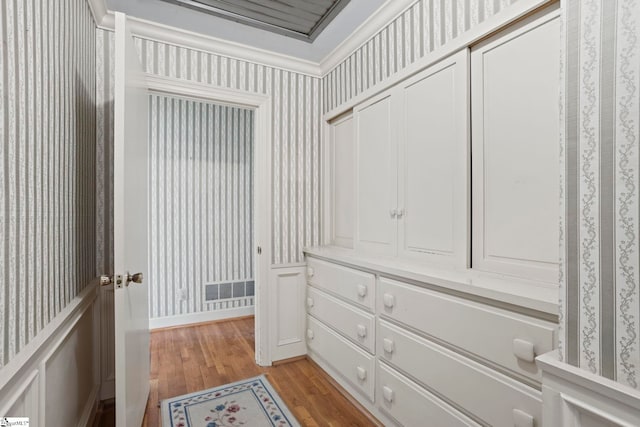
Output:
[
  {"xmin": 398, "ymin": 52, "xmax": 468, "ymax": 266},
  {"xmin": 471, "ymin": 13, "xmax": 560, "ymax": 282},
  {"xmin": 331, "ymin": 115, "xmax": 355, "ymax": 248},
  {"xmin": 355, "ymin": 95, "xmax": 396, "ymax": 255},
  {"xmin": 403, "ymin": 66, "xmax": 456, "ymax": 254}
]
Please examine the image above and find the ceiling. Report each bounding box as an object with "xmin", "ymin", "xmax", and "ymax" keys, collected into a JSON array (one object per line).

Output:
[
  {"xmin": 106, "ymin": 0, "xmax": 388, "ymax": 62},
  {"xmin": 159, "ymin": 0, "xmax": 352, "ymax": 42}
]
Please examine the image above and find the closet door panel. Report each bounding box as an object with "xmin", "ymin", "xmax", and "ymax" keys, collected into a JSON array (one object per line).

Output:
[
  {"xmin": 398, "ymin": 50, "xmax": 469, "ymax": 266},
  {"xmin": 471, "ymin": 11, "xmax": 560, "ymax": 282},
  {"xmin": 331, "ymin": 115, "xmax": 355, "ymax": 248},
  {"xmin": 355, "ymin": 94, "xmax": 397, "ymax": 255}
]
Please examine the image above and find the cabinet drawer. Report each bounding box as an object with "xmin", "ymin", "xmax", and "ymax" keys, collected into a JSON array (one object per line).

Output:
[
  {"xmin": 306, "ymin": 316, "xmax": 375, "ymax": 402},
  {"xmin": 307, "ymin": 257, "xmax": 375, "ymax": 311},
  {"xmin": 378, "ymin": 277, "xmax": 555, "ymax": 380},
  {"xmin": 307, "ymin": 287, "xmax": 375, "ymax": 353},
  {"xmin": 378, "ymin": 320, "xmax": 541, "ymax": 427},
  {"xmin": 378, "ymin": 361, "xmax": 480, "ymax": 427}
]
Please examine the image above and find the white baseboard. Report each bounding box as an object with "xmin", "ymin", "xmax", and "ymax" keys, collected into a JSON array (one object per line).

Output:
[{"xmin": 149, "ymin": 306, "xmax": 255, "ymax": 329}]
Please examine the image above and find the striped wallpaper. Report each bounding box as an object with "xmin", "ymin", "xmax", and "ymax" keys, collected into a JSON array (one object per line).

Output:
[
  {"xmin": 559, "ymin": 0, "xmax": 640, "ymax": 389},
  {"xmin": 0, "ymin": 0, "xmax": 96, "ymax": 367},
  {"xmin": 322, "ymin": 0, "xmax": 526, "ymax": 113},
  {"xmin": 95, "ymin": 29, "xmax": 322, "ymax": 273},
  {"xmin": 148, "ymin": 94, "xmax": 254, "ymax": 318}
]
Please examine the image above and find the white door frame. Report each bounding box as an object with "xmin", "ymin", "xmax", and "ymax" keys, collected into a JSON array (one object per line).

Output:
[{"xmin": 144, "ymin": 74, "xmax": 273, "ymax": 366}]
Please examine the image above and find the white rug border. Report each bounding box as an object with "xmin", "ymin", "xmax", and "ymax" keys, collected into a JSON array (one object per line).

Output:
[{"xmin": 161, "ymin": 374, "xmax": 300, "ymax": 427}]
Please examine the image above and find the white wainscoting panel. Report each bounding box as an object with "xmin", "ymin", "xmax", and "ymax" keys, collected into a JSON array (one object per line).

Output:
[
  {"xmin": 0, "ymin": 371, "xmax": 39, "ymax": 422},
  {"xmin": 471, "ymin": 10, "xmax": 560, "ymax": 283},
  {"xmin": 0, "ymin": 285, "xmax": 100, "ymax": 427},
  {"xmin": 269, "ymin": 266, "xmax": 307, "ymax": 361},
  {"xmin": 330, "ymin": 114, "xmax": 355, "ymax": 248},
  {"xmin": 538, "ymin": 352, "xmax": 640, "ymax": 427}
]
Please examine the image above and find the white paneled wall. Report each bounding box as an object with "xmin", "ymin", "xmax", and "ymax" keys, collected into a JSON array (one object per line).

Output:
[
  {"xmin": 0, "ymin": 0, "xmax": 96, "ymax": 368},
  {"xmin": 148, "ymin": 94, "xmax": 254, "ymax": 318},
  {"xmin": 323, "ymin": 0, "xmax": 526, "ymax": 112}
]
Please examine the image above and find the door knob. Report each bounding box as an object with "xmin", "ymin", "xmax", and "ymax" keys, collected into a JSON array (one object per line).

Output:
[{"xmin": 126, "ymin": 272, "xmax": 143, "ymax": 285}]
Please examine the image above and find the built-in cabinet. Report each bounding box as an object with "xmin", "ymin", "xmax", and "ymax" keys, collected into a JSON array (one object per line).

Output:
[
  {"xmin": 317, "ymin": 5, "xmax": 561, "ymax": 426},
  {"xmin": 327, "ymin": 7, "xmax": 560, "ymax": 284},
  {"xmin": 305, "ymin": 252, "xmax": 556, "ymax": 426},
  {"xmin": 351, "ymin": 50, "xmax": 469, "ymax": 266}
]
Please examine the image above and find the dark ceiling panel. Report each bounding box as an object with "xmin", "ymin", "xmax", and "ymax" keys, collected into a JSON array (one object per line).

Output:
[{"xmin": 160, "ymin": 0, "xmax": 351, "ymax": 42}]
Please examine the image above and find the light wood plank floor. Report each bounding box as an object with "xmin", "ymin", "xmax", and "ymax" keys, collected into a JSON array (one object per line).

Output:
[{"xmin": 141, "ymin": 316, "xmax": 377, "ymax": 426}]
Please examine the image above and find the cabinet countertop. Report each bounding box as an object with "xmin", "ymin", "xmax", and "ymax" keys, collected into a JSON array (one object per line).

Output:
[{"xmin": 304, "ymin": 246, "xmax": 559, "ymax": 319}]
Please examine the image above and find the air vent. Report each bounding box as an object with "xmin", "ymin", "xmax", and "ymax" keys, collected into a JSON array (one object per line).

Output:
[{"xmin": 205, "ymin": 279, "xmax": 255, "ymax": 302}]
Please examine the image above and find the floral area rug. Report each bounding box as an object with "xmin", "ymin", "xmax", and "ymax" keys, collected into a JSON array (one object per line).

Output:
[{"xmin": 161, "ymin": 375, "xmax": 300, "ymax": 427}]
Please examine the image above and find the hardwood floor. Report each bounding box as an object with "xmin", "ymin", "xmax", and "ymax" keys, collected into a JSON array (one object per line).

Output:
[{"xmin": 140, "ymin": 316, "xmax": 378, "ymax": 426}]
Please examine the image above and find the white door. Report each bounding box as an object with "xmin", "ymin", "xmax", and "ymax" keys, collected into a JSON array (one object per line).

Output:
[
  {"xmin": 113, "ymin": 12, "xmax": 150, "ymax": 427},
  {"xmin": 354, "ymin": 93, "xmax": 398, "ymax": 255}
]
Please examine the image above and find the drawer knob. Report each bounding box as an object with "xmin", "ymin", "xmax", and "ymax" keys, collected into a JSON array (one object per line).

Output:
[
  {"xmin": 357, "ymin": 324, "xmax": 367, "ymax": 338},
  {"xmin": 307, "ymin": 329, "xmax": 314, "ymax": 340},
  {"xmin": 383, "ymin": 293, "xmax": 395, "ymax": 308},
  {"xmin": 513, "ymin": 338, "xmax": 535, "ymax": 362},
  {"xmin": 357, "ymin": 284, "xmax": 367, "ymax": 298},
  {"xmin": 383, "ymin": 338, "xmax": 395, "ymax": 354},
  {"xmin": 306, "ymin": 297, "xmax": 314, "ymax": 308},
  {"xmin": 307, "ymin": 267, "xmax": 315, "ymax": 277},
  {"xmin": 513, "ymin": 409, "xmax": 534, "ymax": 427},
  {"xmin": 356, "ymin": 366, "xmax": 367, "ymax": 381},
  {"xmin": 383, "ymin": 386, "xmax": 395, "ymax": 403}
]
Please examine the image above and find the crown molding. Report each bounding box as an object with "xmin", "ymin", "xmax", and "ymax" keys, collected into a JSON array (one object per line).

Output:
[
  {"xmin": 87, "ymin": 0, "xmax": 109, "ymax": 26},
  {"xmin": 86, "ymin": 0, "xmax": 322, "ymax": 77},
  {"xmin": 85, "ymin": 0, "xmax": 423, "ymax": 78},
  {"xmin": 318, "ymin": 0, "xmax": 417, "ymax": 76}
]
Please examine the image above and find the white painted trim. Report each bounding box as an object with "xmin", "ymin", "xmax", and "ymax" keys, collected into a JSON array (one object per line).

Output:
[
  {"xmin": 318, "ymin": 0, "xmax": 417, "ymax": 75},
  {"xmin": 537, "ymin": 352, "xmax": 640, "ymax": 409},
  {"xmin": 86, "ymin": 0, "xmax": 108, "ymax": 26},
  {"xmin": 77, "ymin": 384, "xmax": 101, "ymax": 427},
  {"xmin": 323, "ymin": 0, "xmax": 556, "ymax": 121},
  {"xmin": 149, "ymin": 307, "xmax": 255, "ymax": 330},
  {"xmin": 538, "ymin": 351, "xmax": 640, "ymax": 426},
  {"xmin": 0, "ymin": 281, "xmax": 99, "ymax": 390},
  {"xmin": 0, "ymin": 370, "xmax": 38, "ymax": 416},
  {"xmin": 95, "ymin": 11, "xmax": 321, "ymax": 77},
  {"xmin": 145, "ymin": 74, "xmax": 273, "ymax": 366}
]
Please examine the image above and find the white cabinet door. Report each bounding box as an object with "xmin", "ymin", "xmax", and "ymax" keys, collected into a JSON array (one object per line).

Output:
[
  {"xmin": 355, "ymin": 94, "xmax": 397, "ymax": 255},
  {"xmin": 330, "ymin": 114, "xmax": 355, "ymax": 248},
  {"xmin": 471, "ymin": 10, "xmax": 560, "ymax": 283},
  {"xmin": 397, "ymin": 50, "xmax": 469, "ymax": 267}
]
